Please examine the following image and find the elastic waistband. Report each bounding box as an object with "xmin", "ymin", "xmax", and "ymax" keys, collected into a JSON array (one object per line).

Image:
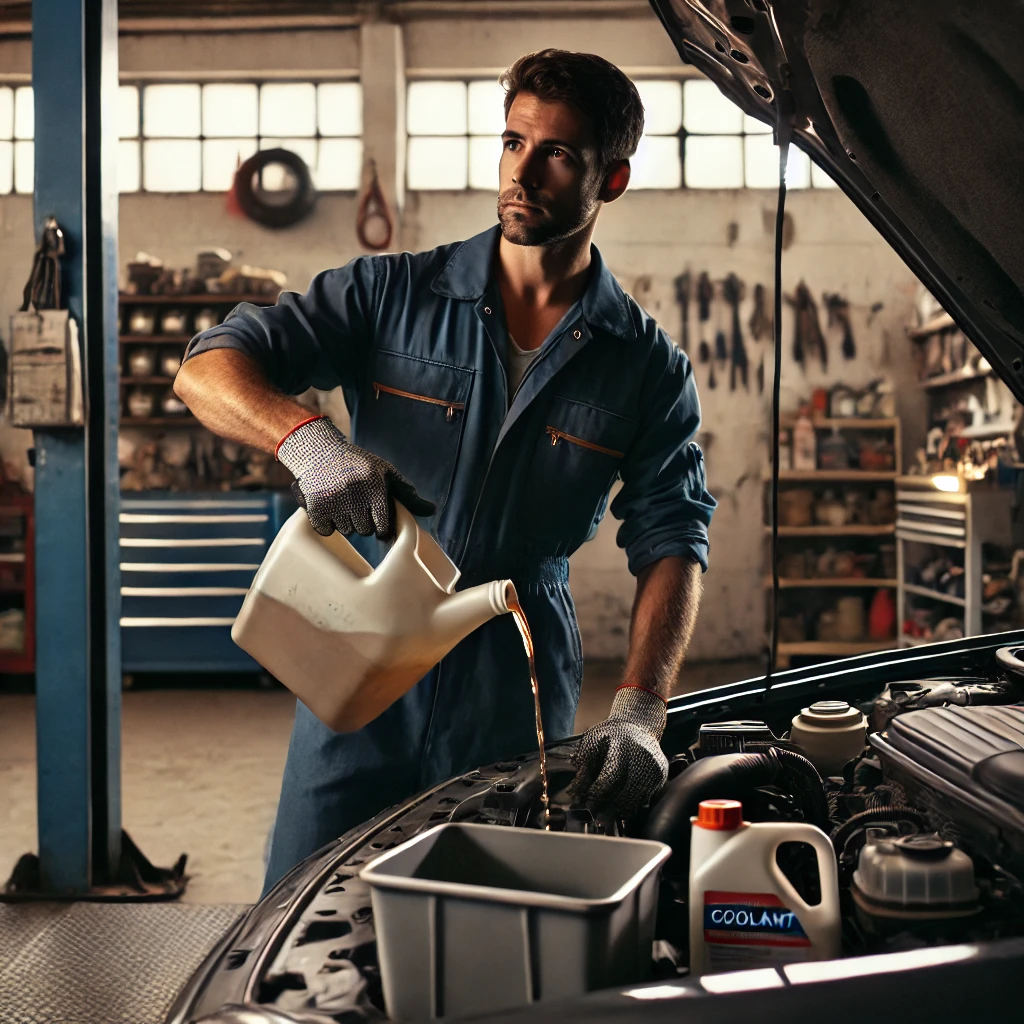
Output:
[{"xmin": 459, "ymin": 555, "xmax": 568, "ymax": 587}]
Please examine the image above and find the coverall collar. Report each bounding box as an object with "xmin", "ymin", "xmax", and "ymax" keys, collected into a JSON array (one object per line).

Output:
[{"xmin": 431, "ymin": 224, "xmax": 637, "ymax": 343}]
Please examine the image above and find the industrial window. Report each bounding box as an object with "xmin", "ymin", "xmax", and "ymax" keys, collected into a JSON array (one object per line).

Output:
[
  {"xmin": 404, "ymin": 77, "xmax": 838, "ymax": 192},
  {"xmin": 0, "ymin": 81, "xmax": 363, "ymax": 195}
]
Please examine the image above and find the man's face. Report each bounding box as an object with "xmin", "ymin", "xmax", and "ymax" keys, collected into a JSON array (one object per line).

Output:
[{"xmin": 497, "ymin": 92, "xmax": 605, "ymax": 247}]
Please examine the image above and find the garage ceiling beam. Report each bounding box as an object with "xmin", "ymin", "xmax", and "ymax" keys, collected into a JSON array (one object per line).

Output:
[{"xmin": 1, "ymin": 0, "xmax": 652, "ymax": 36}]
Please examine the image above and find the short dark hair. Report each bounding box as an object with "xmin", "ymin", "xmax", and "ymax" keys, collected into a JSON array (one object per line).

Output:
[{"xmin": 500, "ymin": 49, "xmax": 645, "ymax": 168}]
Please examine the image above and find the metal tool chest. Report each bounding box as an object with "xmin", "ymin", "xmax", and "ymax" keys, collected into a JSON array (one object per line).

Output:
[{"xmin": 119, "ymin": 491, "xmax": 295, "ymax": 673}]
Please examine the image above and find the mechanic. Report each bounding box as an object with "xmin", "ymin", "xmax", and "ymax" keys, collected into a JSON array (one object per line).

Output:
[{"xmin": 175, "ymin": 49, "xmax": 716, "ymax": 892}]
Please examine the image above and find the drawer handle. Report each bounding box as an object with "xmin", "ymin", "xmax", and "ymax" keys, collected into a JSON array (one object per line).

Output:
[
  {"xmin": 120, "ymin": 617, "xmax": 237, "ymax": 627},
  {"xmin": 121, "ymin": 587, "xmax": 249, "ymax": 597},
  {"xmin": 120, "ymin": 562, "xmax": 260, "ymax": 572},
  {"xmin": 120, "ymin": 514, "xmax": 269, "ymax": 524},
  {"xmin": 120, "ymin": 538, "xmax": 266, "ymax": 548}
]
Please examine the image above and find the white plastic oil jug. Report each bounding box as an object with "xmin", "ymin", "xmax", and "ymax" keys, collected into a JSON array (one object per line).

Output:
[
  {"xmin": 689, "ymin": 799, "xmax": 841, "ymax": 976},
  {"xmin": 232, "ymin": 503, "xmax": 515, "ymax": 732}
]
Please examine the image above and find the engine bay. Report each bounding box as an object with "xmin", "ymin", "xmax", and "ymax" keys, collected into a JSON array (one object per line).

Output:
[{"xmin": 235, "ymin": 653, "xmax": 1024, "ymax": 1020}]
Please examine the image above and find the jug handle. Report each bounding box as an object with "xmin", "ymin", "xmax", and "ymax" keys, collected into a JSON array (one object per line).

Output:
[
  {"xmin": 377, "ymin": 502, "xmax": 461, "ymax": 594},
  {"xmin": 766, "ymin": 826, "xmax": 840, "ymax": 913}
]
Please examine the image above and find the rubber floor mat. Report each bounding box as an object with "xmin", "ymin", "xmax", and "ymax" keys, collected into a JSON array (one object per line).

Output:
[{"xmin": 0, "ymin": 901, "xmax": 246, "ymax": 1024}]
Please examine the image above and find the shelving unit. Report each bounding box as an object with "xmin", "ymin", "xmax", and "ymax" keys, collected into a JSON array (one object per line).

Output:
[
  {"xmin": 0, "ymin": 495, "xmax": 35, "ymax": 675},
  {"xmin": 896, "ymin": 480, "xmax": 1012, "ymax": 646},
  {"xmin": 768, "ymin": 416, "xmax": 900, "ymax": 668}
]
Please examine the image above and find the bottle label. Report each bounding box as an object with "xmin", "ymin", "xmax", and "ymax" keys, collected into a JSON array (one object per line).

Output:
[{"xmin": 703, "ymin": 891, "xmax": 811, "ymax": 968}]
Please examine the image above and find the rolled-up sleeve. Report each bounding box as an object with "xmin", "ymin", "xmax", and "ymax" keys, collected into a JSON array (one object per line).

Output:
[
  {"xmin": 610, "ymin": 334, "xmax": 716, "ymax": 575},
  {"xmin": 183, "ymin": 255, "xmax": 382, "ymax": 395}
]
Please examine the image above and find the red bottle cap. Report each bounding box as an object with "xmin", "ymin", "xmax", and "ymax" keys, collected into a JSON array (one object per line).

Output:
[{"xmin": 696, "ymin": 799, "xmax": 744, "ymax": 831}]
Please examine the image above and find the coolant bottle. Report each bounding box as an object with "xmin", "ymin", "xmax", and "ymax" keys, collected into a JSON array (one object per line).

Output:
[{"xmin": 689, "ymin": 799, "xmax": 841, "ymax": 976}]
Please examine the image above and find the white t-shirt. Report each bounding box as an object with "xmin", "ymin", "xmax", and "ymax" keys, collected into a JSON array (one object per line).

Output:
[{"xmin": 506, "ymin": 334, "xmax": 544, "ymax": 400}]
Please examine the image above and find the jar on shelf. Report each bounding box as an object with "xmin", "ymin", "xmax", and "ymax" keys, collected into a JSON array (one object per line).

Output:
[
  {"xmin": 127, "ymin": 308, "xmax": 156, "ymax": 335},
  {"xmin": 160, "ymin": 388, "xmax": 189, "ymax": 416},
  {"xmin": 193, "ymin": 308, "xmax": 219, "ymax": 333},
  {"xmin": 127, "ymin": 347, "xmax": 156, "ymax": 377},
  {"xmin": 160, "ymin": 309, "xmax": 187, "ymax": 335},
  {"xmin": 160, "ymin": 348, "xmax": 184, "ymax": 377},
  {"xmin": 126, "ymin": 387, "xmax": 155, "ymax": 418}
]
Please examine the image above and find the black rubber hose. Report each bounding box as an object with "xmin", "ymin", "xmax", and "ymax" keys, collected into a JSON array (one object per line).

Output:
[
  {"xmin": 773, "ymin": 748, "xmax": 831, "ymax": 832},
  {"xmin": 643, "ymin": 752, "xmax": 776, "ymax": 858},
  {"xmin": 830, "ymin": 806, "xmax": 930, "ymax": 853}
]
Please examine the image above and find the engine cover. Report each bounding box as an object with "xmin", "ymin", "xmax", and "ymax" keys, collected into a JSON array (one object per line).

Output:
[{"xmin": 871, "ymin": 705, "xmax": 1024, "ymax": 878}]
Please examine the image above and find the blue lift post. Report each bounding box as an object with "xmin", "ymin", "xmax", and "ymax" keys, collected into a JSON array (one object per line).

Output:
[{"xmin": 31, "ymin": 0, "xmax": 123, "ymax": 893}]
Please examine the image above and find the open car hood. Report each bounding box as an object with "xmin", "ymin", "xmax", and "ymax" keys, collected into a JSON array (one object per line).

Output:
[{"xmin": 649, "ymin": 0, "xmax": 1024, "ymax": 403}]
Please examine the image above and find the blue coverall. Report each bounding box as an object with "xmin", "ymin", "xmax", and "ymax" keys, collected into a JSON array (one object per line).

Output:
[{"xmin": 185, "ymin": 225, "xmax": 716, "ymax": 891}]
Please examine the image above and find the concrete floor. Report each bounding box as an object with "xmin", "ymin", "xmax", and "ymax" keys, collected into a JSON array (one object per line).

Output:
[{"xmin": 0, "ymin": 659, "xmax": 759, "ymax": 905}]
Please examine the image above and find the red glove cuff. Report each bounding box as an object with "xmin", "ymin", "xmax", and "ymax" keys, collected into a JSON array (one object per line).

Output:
[
  {"xmin": 275, "ymin": 415, "xmax": 326, "ymax": 461},
  {"xmin": 615, "ymin": 683, "xmax": 668, "ymax": 705}
]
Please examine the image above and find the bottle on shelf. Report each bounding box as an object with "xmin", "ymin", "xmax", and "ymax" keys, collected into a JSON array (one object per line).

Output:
[{"xmin": 792, "ymin": 407, "xmax": 817, "ymax": 471}]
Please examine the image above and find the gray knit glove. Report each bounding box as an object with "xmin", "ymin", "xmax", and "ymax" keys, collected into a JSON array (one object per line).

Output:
[
  {"xmin": 277, "ymin": 416, "xmax": 435, "ymax": 539},
  {"xmin": 569, "ymin": 686, "xmax": 669, "ymax": 813}
]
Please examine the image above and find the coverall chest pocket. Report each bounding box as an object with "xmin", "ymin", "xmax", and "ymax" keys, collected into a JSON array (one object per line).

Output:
[
  {"xmin": 520, "ymin": 397, "xmax": 637, "ymax": 549},
  {"xmin": 358, "ymin": 349, "xmax": 473, "ymax": 510}
]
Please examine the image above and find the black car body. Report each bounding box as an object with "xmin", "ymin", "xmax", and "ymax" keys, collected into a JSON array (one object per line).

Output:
[{"xmin": 170, "ymin": 2, "xmax": 1024, "ymax": 1021}]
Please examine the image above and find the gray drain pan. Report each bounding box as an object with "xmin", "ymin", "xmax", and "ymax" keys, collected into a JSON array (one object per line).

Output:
[{"xmin": 359, "ymin": 821, "xmax": 671, "ymax": 1020}]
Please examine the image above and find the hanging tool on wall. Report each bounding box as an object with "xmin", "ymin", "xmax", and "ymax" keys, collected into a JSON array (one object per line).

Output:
[
  {"xmin": 749, "ymin": 282, "xmax": 772, "ymax": 341},
  {"xmin": 713, "ymin": 282, "xmax": 728, "ymax": 365},
  {"xmin": 788, "ymin": 280, "xmax": 827, "ymax": 372},
  {"xmin": 356, "ymin": 160, "xmax": 394, "ymax": 251},
  {"xmin": 674, "ymin": 270, "xmax": 692, "ymax": 352},
  {"xmin": 824, "ymin": 292, "xmax": 857, "ymax": 360},
  {"xmin": 696, "ymin": 271, "xmax": 713, "ymax": 383},
  {"xmin": 723, "ymin": 272, "xmax": 748, "ymax": 391}
]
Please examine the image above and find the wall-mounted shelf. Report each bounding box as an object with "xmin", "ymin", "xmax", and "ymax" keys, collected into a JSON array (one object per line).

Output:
[
  {"xmin": 775, "ymin": 470, "xmax": 899, "ymax": 482},
  {"xmin": 919, "ymin": 367, "xmax": 994, "ymax": 389},
  {"xmin": 119, "ymin": 334, "xmax": 191, "ymax": 344},
  {"xmin": 120, "ymin": 417, "xmax": 198, "ymax": 427},
  {"xmin": 907, "ymin": 313, "xmax": 956, "ymax": 339},
  {"xmin": 121, "ymin": 376, "xmax": 176, "ymax": 386},
  {"xmin": 780, "ymin": 417, "xmax": 900, "ymax": 430},
  {"xmin": 776, "ymin": 640, "xmax": 895, "ymax": 661},
  {"xmin": 119, "ymin": 293, "xmax": 278, "ymax": 305},
  {"xmin": 764, "ymin": 524, "xmax": 896, "ymax": 537},
  {"xmin": 902, "ymin": 582, "xmax": 966, "ymax": 607},
  {"xmin": 766, "ymin": 578, "xmax": 897, "ymax": 590}
]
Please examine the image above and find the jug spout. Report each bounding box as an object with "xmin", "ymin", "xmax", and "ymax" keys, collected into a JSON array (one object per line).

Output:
[{"xmin": 434, "ymin": 579, "xmax": 516, "ymax": 647}]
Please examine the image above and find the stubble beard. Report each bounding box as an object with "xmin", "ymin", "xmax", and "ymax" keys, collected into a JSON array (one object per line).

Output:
[{"xmin": 496, "ymin": 185, "xmax": 598, "ymax": 248}]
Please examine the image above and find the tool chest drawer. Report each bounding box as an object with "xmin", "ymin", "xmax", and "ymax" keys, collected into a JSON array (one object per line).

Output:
[
  {"xmin": 119, "ymin": 491, "xmax": 295, "ymax": 673},
  {"xmin": 896, "ymin": 490, "xmax": 968, "ymax": 547}
]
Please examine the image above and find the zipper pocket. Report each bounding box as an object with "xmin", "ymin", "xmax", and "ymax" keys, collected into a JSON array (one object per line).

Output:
[
  {"xmin": 545, "ymin": 426, "xmax": 624, "ymax": 459},
  {"xmin": 373, "ymin": 382, "xmax": 465, "ymax": 423}
]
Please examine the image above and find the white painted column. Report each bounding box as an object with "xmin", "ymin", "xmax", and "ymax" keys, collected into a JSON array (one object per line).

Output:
[{"xmin": 360, "ymin": 21, "xmax": 406, "ymax": 238}]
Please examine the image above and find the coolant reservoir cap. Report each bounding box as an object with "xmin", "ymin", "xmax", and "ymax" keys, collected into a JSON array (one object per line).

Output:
[
  {"xmin": 798, "ymin": 700, "xmax": 864, "ymax": 729},
  {"xmin": 893, "ymin": 834, "xmax": 953, "ymax": 861},
  {"xmin": 697, "ymin": 799, "xmax": 744, "ymax": 831}
]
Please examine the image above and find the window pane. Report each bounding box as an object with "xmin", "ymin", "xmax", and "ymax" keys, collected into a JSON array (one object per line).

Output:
[
  {"xmin": 259, "ymin": 138, "xmax": 318, "ymax": 190},
  {"xmin": 684, "ymin": 135, "xmax": 743, "ymax": 188},
  {"xmin": 630, "ymin": 134, "xmax": 681, "ymax": 189},
  {"xmin": 812, "ymin": 162, "xmax": 840, "ymax": 189},
  {"xmin": 318, "ymin": 83, "xmax": 362, "ymax": 137},
  {"xmin": 14, "ymin": 140, "xmax": 33, "ymax": 193},
  {"xmin": 317, "ymin": 137, "xmax": 362, "ymax": 190},
  {"xmin": 14, "ymin": 86, "xmax": 33, "ymax": 140},
  {"xmin": 683, "ymin": 79, "xmax": 742, "ymax": 134},
  {"xmin": 635, "ymin": 80, "xmax": 682, "ymax": 135},
  {"xmin": 744, "ymin": 134, "xmax": 811, "ymax": 188},
  {"xmin": 143, "ymin": 139, "xmax": 201, "ymax": 191},
  {"xmin": 203, "ymin": 84, "xmax": 258, "ymax": 138},
  {"xmin": 203, "ymin": 138, "xmax": 258, "ymax": 191},
  {"xmin": 119, "ymin": 85, "xmax": 139, "ymax": 139},
  {"xmin": 118, "ymin": 139, "xmax": 140, "ymax": 192},
  {"xmin": 260, "ymin": 83, "xmax": 316, "ymax": 137},
  {"xmin": 144, "ymin": 84, "xmax": 200, "ymax": 138},
  {"xmin": 468, "ymin": 135, "xmax": 501, "ymax": 190},
  {"xmin": 467, "ymin": 80, "xmax": 505, "ymax": 136},
  {"xmin": 743, "ymin": 112, "xmax": 772, "ymax": 135},
  {"xmin": 0, "ymin": 88, "xmax": 13, "ymax": 140},
  {"xmin": 407, "ymin": 136, "xmax": 468, "ymax": 190},
  {"xmin": 0, "ymin": 141, "xmax": 12, "ymax": 193},
  {"xmin": 407, "ymin": 82, "xmax": 467, "ymax": 136}
]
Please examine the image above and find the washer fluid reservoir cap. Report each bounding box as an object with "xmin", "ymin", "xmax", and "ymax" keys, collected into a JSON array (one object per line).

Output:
[{"xmin": 696, "ymin": 799, "xmax": 744, "ymax": 831}]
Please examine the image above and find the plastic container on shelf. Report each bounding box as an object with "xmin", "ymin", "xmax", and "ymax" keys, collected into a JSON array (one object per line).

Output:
[
  {"xmin": 792, "ymin": 409, "xmax": 817, "ymax": 471},
  {"xmin": 689, "ymin": 799, "xmax": 841, "ymax": 976},
  {"xmin": 360, "ymin": 822, "xmax": 671, "ymax": 1020}
]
